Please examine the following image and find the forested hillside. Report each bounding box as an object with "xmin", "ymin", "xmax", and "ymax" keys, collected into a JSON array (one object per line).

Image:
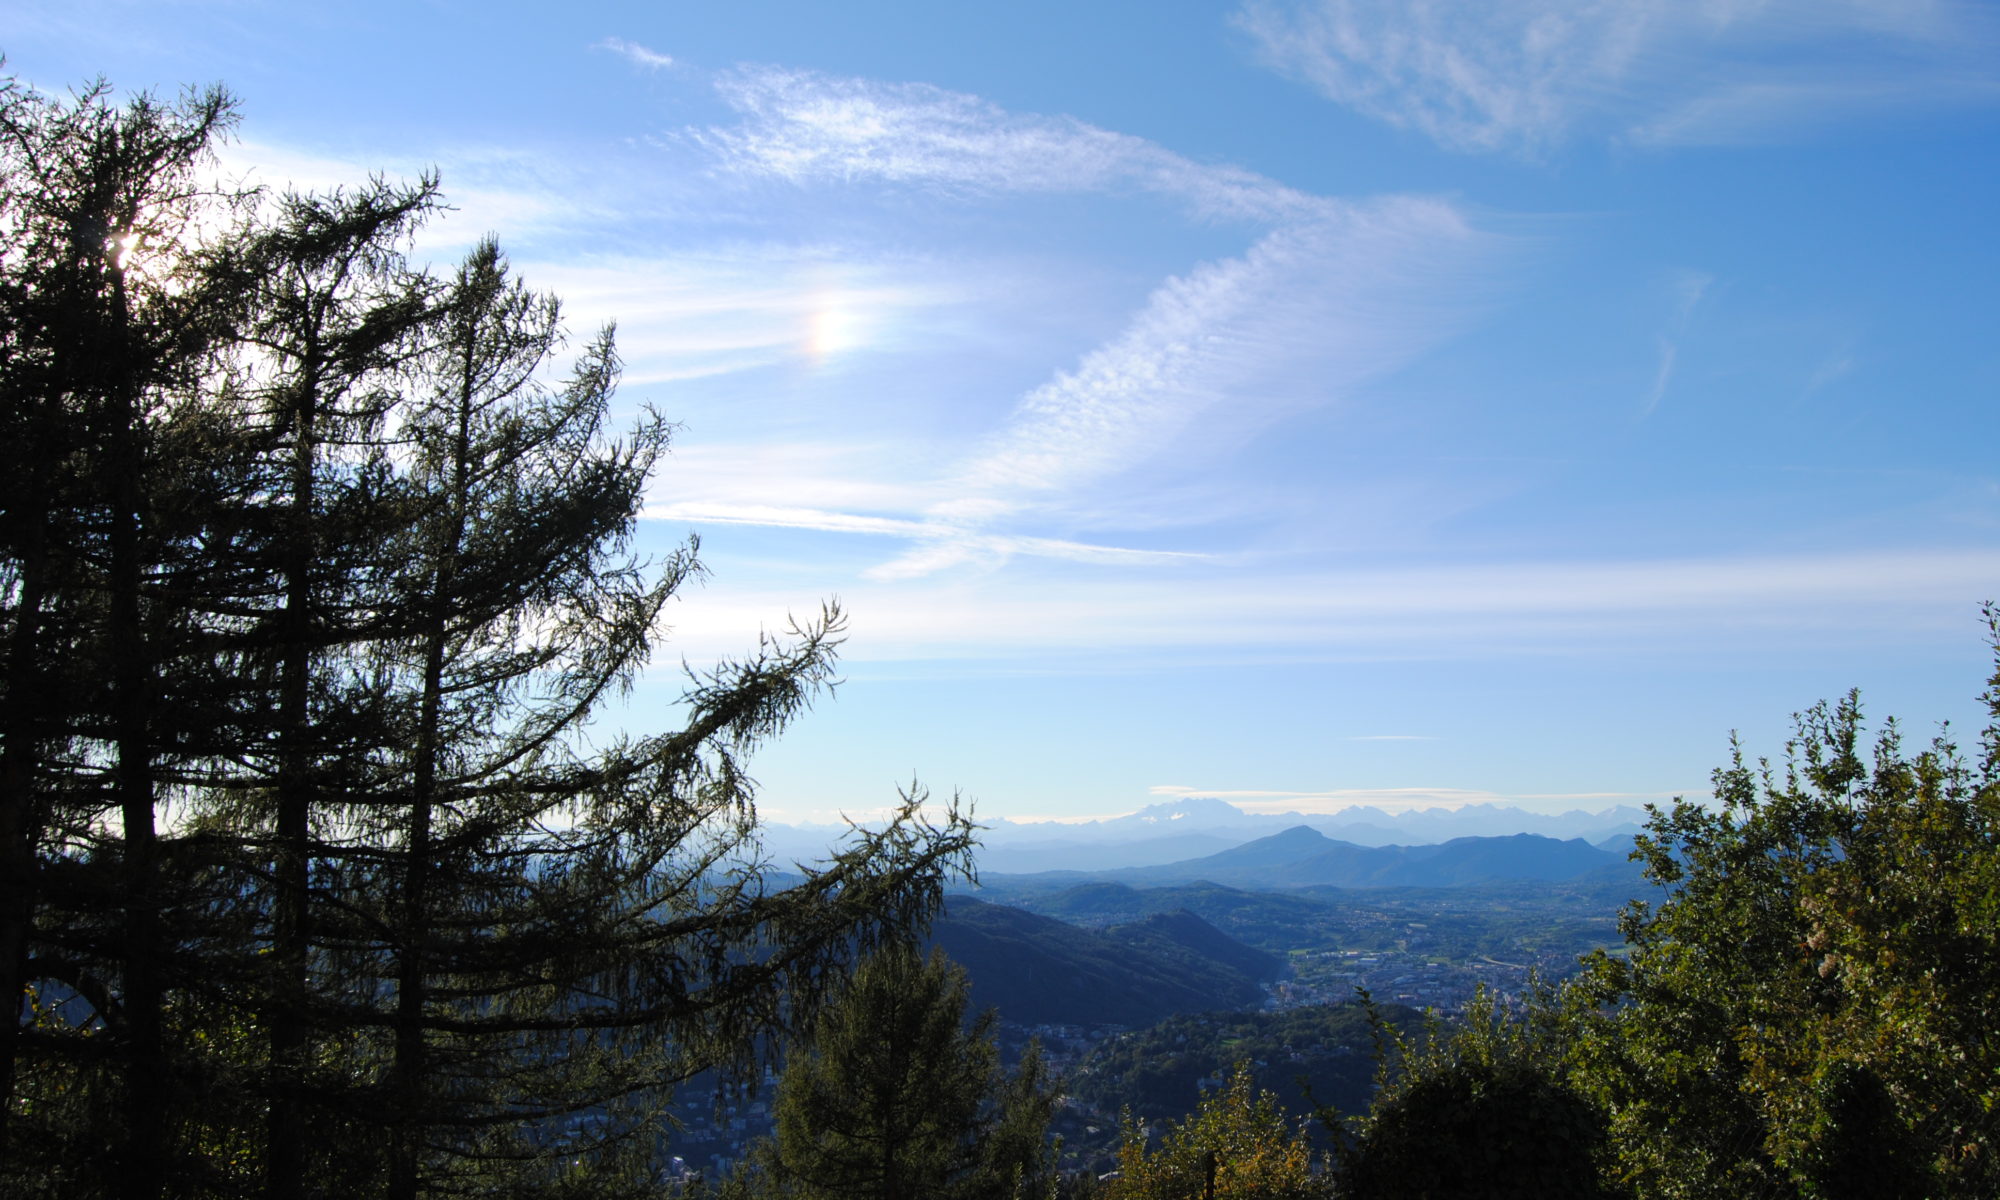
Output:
[
  {"xmin": 1064, "ymin": 1002, "xmax": 1420, "ymax": 1130},
  {"xmin": 927, "ymin": 898, "xmax": 1273, "ymax": 1026}
]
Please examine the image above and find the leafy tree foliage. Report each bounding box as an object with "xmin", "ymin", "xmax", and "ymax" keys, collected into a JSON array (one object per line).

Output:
[
  {"xmin": 1108, "ymin": 1062, "xmax": 1323, "ymax": 1200},
  {"xmin": 1568, "ymin": 612, "xmax": 2000, "ymax": 1199},
  {"xmin": 1, "ymin": 70, "xmax": 975, "ymax": 1200},
  {"xmin": 765, "ymin": 942, "xmax": 1058, "ymax": 1200},
  {"xmin": 1332, "ymin": 618, "xmax": 2000, "ymax": 1200},
  {"xmin": 1336, "ymin": 988, "xmax": 1612, "ymax": 1200}
]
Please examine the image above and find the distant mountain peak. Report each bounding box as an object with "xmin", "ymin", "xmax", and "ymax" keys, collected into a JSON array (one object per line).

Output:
[{"xmin": 1120, "ymin": 796, "xmax": 1249, "ymax": 827}]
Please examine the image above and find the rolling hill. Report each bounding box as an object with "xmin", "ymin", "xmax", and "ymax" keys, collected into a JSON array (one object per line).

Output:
[{"xmin": 924, "ymin": 897, "xmax": 1273, "ymax": 1027}]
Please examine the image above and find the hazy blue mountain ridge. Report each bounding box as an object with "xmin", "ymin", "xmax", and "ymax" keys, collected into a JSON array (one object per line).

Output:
[
  {"xmin": 753, "ymin": 798, "xmax": 1653, "ymax": 874},
  {"xmin": 973, "ymin": 826, "xmax": 1631, "ymax": 891}
]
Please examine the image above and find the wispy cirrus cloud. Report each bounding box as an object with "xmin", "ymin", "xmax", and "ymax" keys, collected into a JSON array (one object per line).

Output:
[
  {"xmin": 670, "ymin": 66, "xmax": 1504, "ymax": 578},
  {"xmin": 214, "ymin": 139, "xmax": 623, "ymax": 258},
  {"xmin": 1141, "ymin": 785, "xmax": 1699, "ymax": 814},
  {"xmin": 700, "ymin": 64, "xmax": 1325, "ymax": 223},
  {"xmin": 951, "ymin": 203, "xmax": 1483, "ymax": 495},
  {"xmin": 597, "ymin": 37, "xmax": 675, "ymax": 71},
  {"xmin": 522, "ymin": 245, "xmax": 968, "ymax": 384},
  {"xmin": 646, "ymin": 442, "xmax": 942, "ymax": 518},
  {"xmin": 1643, "ymin": 268, "xmax": 1713, "ymax": 416},
  {"xmin": 859, "ymin": 199, "xmax": 1493, "ymax": 577},
  {"xmin": 1627, "ymin": 68, "xmax": 2000, "ymax": 148},
  {"xmin": 1232, "ymin": 0, "xmax": 2000, "ymax": 156},
  {"xmin": 1148, "ymin": 785, "xmax": 1502, "ymax": 811},
  {"xmin": 657, "ymin": 546, "xmax": 2000, "ymax": 666},
  {"xmin": 649, "ymin": 500, "xmax": 1209, "ymax": 574}
]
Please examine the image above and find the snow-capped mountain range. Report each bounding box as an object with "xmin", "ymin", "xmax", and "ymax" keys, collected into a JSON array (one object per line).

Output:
[{"xmin": 756, "ymin": 796, "xmax": 1652, "ymax": 875}]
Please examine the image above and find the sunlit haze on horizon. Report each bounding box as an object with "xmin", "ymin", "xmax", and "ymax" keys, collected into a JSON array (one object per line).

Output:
[{"xmin": 13, "ymin": 0, "xmax": 1998, "ymax": 826}]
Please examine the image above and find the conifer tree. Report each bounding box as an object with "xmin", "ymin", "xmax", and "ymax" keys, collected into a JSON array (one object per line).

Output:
[
  {"xmin": 193, "ymin": 173, "xmax": 444, "ymax": 1200},
  {"xmin": 0, "ymin": 72, "xmax": 255, "ymax": 1198},
  {"xmin": 770, "ymin": 943, "xmax": 1057, "ymax": 1200},
  {"xmin": 370, "ymin": 233, "xmax": 626, "ymax": 1199},
  {"xmin": 3, "ymin": 66, "xmax": 980, "ymax": 1200},
  {"xmin": 199, "ymin": 183, "xmax": 979, "ymax": 1200}
]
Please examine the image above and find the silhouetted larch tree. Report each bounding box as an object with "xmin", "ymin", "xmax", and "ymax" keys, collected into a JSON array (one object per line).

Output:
[
  {"xmin": 1, "ymin": 66, "xmax": 978, "ymax": 1200},
  {"xmin": 0, "ymin": 71, "xmax": 259, "ymax": 1199}
]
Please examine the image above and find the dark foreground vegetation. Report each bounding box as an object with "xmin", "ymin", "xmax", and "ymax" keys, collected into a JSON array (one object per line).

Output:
[
  {"xmin": 7, "ymin": 71, "xmax": 2000, "ymax": 1199},
  {"xmin": 0, "ymin": 73, "xmax": 973, "ymax": 1198}
]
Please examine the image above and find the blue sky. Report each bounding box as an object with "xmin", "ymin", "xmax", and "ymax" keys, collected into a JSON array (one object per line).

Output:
[{"xmin": 14, "ymin": 1, "xmax": 2000, "ymax": 824}]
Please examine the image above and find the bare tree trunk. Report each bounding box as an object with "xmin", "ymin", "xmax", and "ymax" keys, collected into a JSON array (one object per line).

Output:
[
  {"xmin": 267, "ymin": 367, "xmax": 317, "ymax": 1200},
  {"xmin": 111, "ymin": 421, "xmax": 164, "ymax": 1200},
  {"xmin": 0, "ymin": 516, "xmax": 50, "ymax": 1149},
  {"xmin": 389, "ymin": 285, "xmax": 476, "ymax": 1200}
]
